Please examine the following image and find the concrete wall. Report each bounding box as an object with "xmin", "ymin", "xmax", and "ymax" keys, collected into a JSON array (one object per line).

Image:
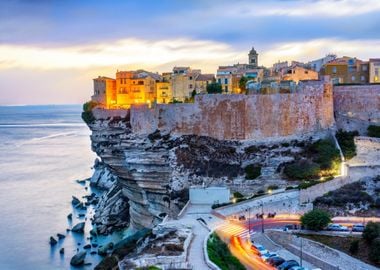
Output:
[
  {"xmin": 334, "ymin": 84, "xmax": 380, "ymax": 134},
  {"xmin": 189, "ymin": 186, "xmax": 230, "ymax": 205},
  {"xmin": 130, "ymin": 80, "xmax": 334, "ymax": 141}
]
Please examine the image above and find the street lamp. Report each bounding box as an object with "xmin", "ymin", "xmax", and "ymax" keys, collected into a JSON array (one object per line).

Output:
[
  {"xmin": 260, "ymin": 202, "xmax": 264, "ymax": 233},
  {"xmin": 296, "ymin": 235, "xmax": 303, "ymax": 267},
  {"xmin": 246, "ymin": 207, "xmax": 251, "ymax": 236}
]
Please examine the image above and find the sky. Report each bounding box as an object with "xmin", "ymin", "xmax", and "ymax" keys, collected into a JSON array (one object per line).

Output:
[{"xmin": 1, "ymin": 0, "xmax": 380, "ymax": 105}]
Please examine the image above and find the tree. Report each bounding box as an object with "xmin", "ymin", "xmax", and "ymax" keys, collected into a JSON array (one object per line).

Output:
[
  {"xmin": 239, "ymin": 76, "xmax": 249, "ymax": 94},
  {"xmin": 368, "ymin": 125, "xmax": 380, "ymax": 138},
  {"xmin": 349, "ymin": 239, "xmax": 359, "ymax": 254},
  {"xmin": 207, "ymin": 82, "xmax": 222, "ymax": 94},
  {"xmin": 191, "ymin": 89, "xmax": 197, "ymax": 99},
  {"xmin": 363, "ymin": 222, "xmax": 380, "ymax": 243},
  {"xmin": 369, "ymin": 238, "xmax": 380, "ymax": 264},
  {"xmin": 300, "ymin": 209, "xmax": 331, "ymax": 231}
]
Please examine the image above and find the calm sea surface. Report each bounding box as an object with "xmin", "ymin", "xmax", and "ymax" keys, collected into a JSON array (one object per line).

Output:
[{"xmin": 0, "ymin": 105, "xmax": 117, "ymax": 270}]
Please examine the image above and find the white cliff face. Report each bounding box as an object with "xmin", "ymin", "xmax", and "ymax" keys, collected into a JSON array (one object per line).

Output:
[
  {"xmin": 87, "ymin": 113, "xmax": 320, "ymax": 231},
  {"xmin": 91, "ymin": 158, "xmax": 118, "ymax": 190}
]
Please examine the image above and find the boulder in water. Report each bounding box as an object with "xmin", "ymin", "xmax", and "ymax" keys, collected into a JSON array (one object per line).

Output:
[
  {"xmin": 83, "ymin": 244, "xmax": 91, "ymax": 249},
  {"xmin": 97, "ymin": 242, "xmax": 113, "ymax": 256},
  {"xmin": 71, "ymin": 196, "xmax": 81, "ymax": 206},
  {"xmin": 70, "ymin": 251, "xmax": 86, "ymax": 266},
  {"xmin": 71, "ymin": 222, "xmax": 85, "ymax": 233},
  {"xmin": 57, "ymin": 233, "xmax": 65, "ymax": 240},
  {"xmin": 59, "ymin": 248, "xmax": 64, "ymax": 254},
  {"xmin": 67, "ymin": 213, "xmax": 72, "ymax": 220},
  {"xmin": 49, "ymin": 237, "xmax": 57, "ymax": 245}
]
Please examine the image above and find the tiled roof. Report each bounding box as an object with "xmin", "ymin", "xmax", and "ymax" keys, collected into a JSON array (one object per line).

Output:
[{"xmin": 195, "ymin": 74, "xmax": 215, "ymax": 81}]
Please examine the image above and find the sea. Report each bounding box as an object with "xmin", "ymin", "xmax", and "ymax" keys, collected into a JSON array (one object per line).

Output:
[{"xmin": 0, "ymin": 105, "xmax": 120, "ymax": 270}]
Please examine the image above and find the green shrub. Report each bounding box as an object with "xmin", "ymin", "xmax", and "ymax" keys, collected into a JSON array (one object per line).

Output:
[
  {"xmin": 336, "ymin": 129, "xmax": 359, "ymax": 160},
  {"xmin": 284, "ymin": 161, "xmax": 320, "ymax": 180},
  {"xmin": 301, "ymin": 209, "xmax": 331, "ymax": 231},
  {"xmin": 363, "ymin": 222, "xmax": 380, "ymax": 243},
  {"xmin": 298, "ymin": 180, "xmax": 319, "ymax": 189},
  {"xmin": 349, "ymin": 239, "xmax": 359, "ymax": 254},
  {"xmin": 369, "ymin": 238, "xmax": 380, "ymax": 264},
  {"xmin": 207, "ymin": 233, "xmax": 246, "ymax": 270},
  {"xmin": 81, "ymin": 101, "xmax": 98, "ymax": 124},
  {"xmin": 368, "ymin": 125, "xmax": 380, "ymax": 138},
  {"xmin": 207, "ymin": 82, "xmax": 223, "ymax": 94},
  {"xmin": 245, "ymin": 164, "xmax": 261, "ymax": 180},
  {"xmin": 233, "ymin": 192, "xmax": 244, "ymax": 198}
]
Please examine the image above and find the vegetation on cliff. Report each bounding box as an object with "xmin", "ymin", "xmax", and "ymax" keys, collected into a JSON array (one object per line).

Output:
[
  {"xmin": 368, "ymin": 125, "xmax": 380, "ymax": 138},
  {"xmin": 336, "ymin": 129, "xmax": 359, "ymax": 160},
  {"xmin": 244, "ymin": 164, "xmax": 262, "ymax": 180},
  {"xmin": 207, "ymin": 232, "xmax": 246, "ymax": 270},
  {"xmin": 81, "ymin": 101, "xmax": 98, "ymax": 124},
  {"xmin": 283, "ymin": 138, "xmax": 341, "ymax": 180}
]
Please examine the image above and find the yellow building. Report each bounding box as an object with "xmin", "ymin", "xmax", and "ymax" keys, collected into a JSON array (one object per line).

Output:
[
  {"xmin": 323, "ymin": 57, "xmax": 369, "ymax": 84},
  {"xmin": 369, "ymin": 58, "xmax": 380, "ymax": 83},
  {"xmin": 115, "ymin": 70, "xmax": 161, "ymax": 108},
  {"xmin": 91, "ymin": 76, "xmax": 116, "ymax": 108},
  {"xmin": 156, "ymin": 82, "xmax": 173, "ymax": 104}
]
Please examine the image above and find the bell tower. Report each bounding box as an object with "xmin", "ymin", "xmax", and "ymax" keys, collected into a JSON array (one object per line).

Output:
[{"xmin": 248, "ymin": 47, "xmax": 258, "ymax": 68}]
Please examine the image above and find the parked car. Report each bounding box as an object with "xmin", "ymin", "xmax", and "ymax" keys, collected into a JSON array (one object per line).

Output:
[
  {"xmin": 277, "ymin": 260, "xmax": 300, "ymax": 270},
  {"xmin": 283, "ymin": 224, "xmax": 298, "ymax": 231},
  {"xmin": 352, "ymin": 224, "xmax": 365, "ymax": 232},
  {"xmin": 251, "ymin": 243, "xmax": 268, "ymax": 256},
  {"xmin": 261, "ymin": 252, "xmax": 278, "ymax": 261},
  {"xmin": 289, "ymin": 267, "xmax": 309, "ymax": 270},
  {"xmin": 326, "ymin": 223, "xmax": 349, "ymax": 231},
  {"xmin": 267, "ymin": 256, "xmax": 285, "ymax": 267}
]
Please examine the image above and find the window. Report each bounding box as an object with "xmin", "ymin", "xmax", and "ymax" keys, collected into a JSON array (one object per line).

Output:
[
  {"xmin": 332, "ymin": 67, "xmax": 337, "ymax": 74},
  {"xmin": 305, "ymin": 71, "xmax": 308, "ymax": 74},
  {"xmin": 362, "ymin": 65, "xmax": 368, "ymax": 71},
  {"xmin": 225, "ymin": 86, "xmax": 228, "ymax": 92},
  {"xmin": 361, "ymin": 76, "xmax": 365, "ymax": 81},
  {"xmin": 218, "ymin": 78, "xmax": 221, "ymax": 84},
  {"xmin": 189, "ymin": 76, "xmax": 193, "ymax": 80},
  {"xmin": 224, "ymin": 78, "xmax": 228, "ymax": 84},
  {"xmin": 351, "ymin": 76, "xmax": 355, "ymax": 81}
]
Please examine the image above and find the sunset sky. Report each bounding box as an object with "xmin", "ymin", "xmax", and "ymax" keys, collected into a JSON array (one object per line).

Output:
[{"xmin": 1, "ymin": 0, "xmax": 380, "ymax": 105}]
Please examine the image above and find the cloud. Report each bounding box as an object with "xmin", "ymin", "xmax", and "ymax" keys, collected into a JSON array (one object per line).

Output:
[
  {"xmin": 220, "ymin": 0, "xmax": 380, "ymax": 17},
  {"xmin": 0, "ymin": 38, "xmax": 245, "ymax": 72},
  {"xmin": 260, "ymin": 38, "xmax": 380, "ymax": 65}
]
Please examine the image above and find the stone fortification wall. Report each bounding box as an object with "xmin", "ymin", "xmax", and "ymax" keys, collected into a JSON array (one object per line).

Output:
[
  {"xmin": 130, "ymin": 80, "xmax": 334, "ymax": 141},
  {"xmin": 334, "ymin": 84, "xmax": 380, "ymax": 133}
]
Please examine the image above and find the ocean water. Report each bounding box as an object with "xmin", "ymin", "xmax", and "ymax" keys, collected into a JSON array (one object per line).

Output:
[{"xmin": 0, "ymin": 105, "xmax": 116, "ymax": 270}]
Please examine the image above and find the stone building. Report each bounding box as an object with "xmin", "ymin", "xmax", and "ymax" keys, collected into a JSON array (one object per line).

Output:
[
  {"xmin": 170, "ymin": 67, "xmax": 201, "ymax": 101},
  {"xmin": 248, "ymin": 47, "xmax": 259, "ymax": 67},
  {"xmin": 369, "ymin": 58, "xmax": 380, "ymax": 83},
  {"xmin": 91, "ymin": 76, "xmax": 116, "ymax": 108},
  {"xmin": 194, "ymin": 74, "xmax": 215, "ymax": 94}
]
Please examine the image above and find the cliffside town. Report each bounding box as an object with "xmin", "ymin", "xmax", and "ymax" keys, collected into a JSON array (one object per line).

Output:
[{"xmin": 84, "ymin": 48, "xmax": 380, "ymax": 269}]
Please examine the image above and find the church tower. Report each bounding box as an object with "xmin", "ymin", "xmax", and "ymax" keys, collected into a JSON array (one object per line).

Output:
[{"xmin": 248, "ymin": 47, "xmax": 258, "ymax": 68}]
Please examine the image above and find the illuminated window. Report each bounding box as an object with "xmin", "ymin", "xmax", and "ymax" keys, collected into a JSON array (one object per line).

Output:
[{"xmin": 332, "ymin": 67, "xmax": 337, "ymax": 74}]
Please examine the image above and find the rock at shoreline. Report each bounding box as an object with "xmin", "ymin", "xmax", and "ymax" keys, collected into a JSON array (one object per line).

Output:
[
  {"xmin": 72, "ymin": 222, "xmax": 85, "ymax": 233},
  {"xmin": 97, "ymin": 242, "xmax": 113, "ymax": 256},
  {"xmin": 78, "ymin": 213, "xmax": 85, "ymax": 218},
  {"xmin": 89, "ymin": 228, "xmax": 97, "ymax": 236},
  {"xmin": 83, "ymin": 244, "xmax": 91, "ymax": 249},
  {"xmin": 49, "ymin": 236, "xmax": 57, "ymax": 245},
  {"xmin": 75, "ymin": 202, "xmax": 87, "ymax": 211},
  {"xmin": 67, "ymin": 213, "xmax": 72, "ymax": 220},
  {"xmin": 70, "ymin": 251, "xmax": 86, "ymax": 266},
  {"xmin": 71, "ymin": 196, "xmax": 81, "ymax": 206},
  {"xmin": 76, "ymin": 179, "xmax": 86, "ymax": 185},
  {"xmin": 59, "ymin": 248, "xmax": 64, "ymax": 254},
  {"xmin": 57, "ymin": 233, "xmax": 65, "ymax": 240}
]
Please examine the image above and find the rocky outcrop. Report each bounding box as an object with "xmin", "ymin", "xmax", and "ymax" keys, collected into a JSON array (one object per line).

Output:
[{"xmin": 91, "ymin": 158, "xmax": 118, "ymax": 190}]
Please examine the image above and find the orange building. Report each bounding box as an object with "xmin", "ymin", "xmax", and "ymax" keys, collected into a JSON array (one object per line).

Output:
[
  {"xmin": 91, "ymin": 76, "xmax": 116, "ymax": 108},
  {"xmin": 156, "ymin": 82, "xmax": 173, "ymax": 104},
  {"xmin": 282, "ymin": 66, "xmax": 319, "ymax": 83},
  {"xmin": 323, "ymin": 57, "xmax": 369, "ymax": 84},
  {"xmin": 115, "ymin": 70, "xmax": 161, "ymax": 108}
]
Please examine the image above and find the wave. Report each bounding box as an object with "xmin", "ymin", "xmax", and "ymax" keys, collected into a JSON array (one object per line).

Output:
[
  {"xmin": 0, "ymin": 123, "xmax": 85, "ymax": 128},
  {"xmin": 15, "ymin": 131, "xmax": 80, "ymax": 147}
]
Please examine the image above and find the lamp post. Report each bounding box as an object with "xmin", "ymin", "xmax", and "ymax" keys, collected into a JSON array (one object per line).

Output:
[{"xmin": 260, "ymin": 202, "xmax": 264, "ymax": 233}]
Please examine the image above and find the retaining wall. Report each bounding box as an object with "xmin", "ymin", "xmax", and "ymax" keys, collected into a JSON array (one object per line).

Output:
[{"xmin": 129, "ymin": 80, "xmax": 334, "ymax": 141}]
